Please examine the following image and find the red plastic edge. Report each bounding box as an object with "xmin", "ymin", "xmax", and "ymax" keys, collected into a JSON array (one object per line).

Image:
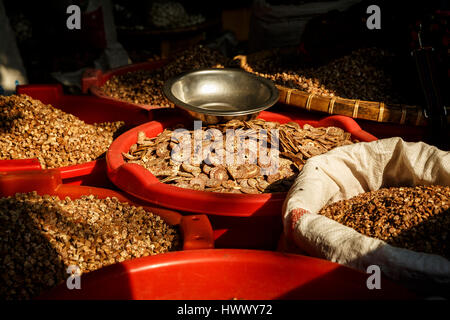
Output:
[
  {"xmin": 81, "ymin": 68, "xmax": 104, "ymax": 93},
  {"xmin": 106, "ymin": 111, "xmax": 378, "ymax": 216},
  {"xmin": 0, "ymin": 170, "xmax": 214, "ymax": 251},
  {"xmin": 16, "ymin": 83, "xmax": 63, "ymax": 102},
  {"xmin": 0, "ymin": 169, "xmax": 62, "ymax": 195},
  {"xmin": 57, "ymin": 160, "xmax": 100, "ymax": 180},
  {"xmin": 316, "ymin": 115, "xmax": 377, "ymax": 142},
  {"xmin": 38, "ymin": 249, "xmax": 416, "ymax": 300},
  {"xmin": 0, "ymin": 154, "xmax": 105, "ymax": 186},
  {"xmin": 180, "ymin": 215, "xmax": 215, "ymax": 250},
  {"xmin": 0, "ymin": 159, "xmax": 42, "ymax": 172}
]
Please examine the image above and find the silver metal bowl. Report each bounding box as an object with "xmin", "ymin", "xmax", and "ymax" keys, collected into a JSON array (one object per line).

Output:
[{"xmin": 163, "ymin": 68, "xmax": 279, "ymax": 124}]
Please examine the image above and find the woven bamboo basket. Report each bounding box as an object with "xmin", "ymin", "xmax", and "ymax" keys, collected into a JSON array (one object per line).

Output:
[{"xmin": 234, "ymin": 52, "xmax": 449, "ymax": 127}]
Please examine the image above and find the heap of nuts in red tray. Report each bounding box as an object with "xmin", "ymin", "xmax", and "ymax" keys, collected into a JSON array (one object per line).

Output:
[
  {"xmin": 0, "ymin": 94, "xmax": 124, "ymax": 169},
  {"xmin": 100, "ymin": 45, "xmax": 234, "ymax": 107},
  {"xmin": 122, "ymin": 118, "xmax": 356, "ymax": 194},
  {"xmin": 0, "ymin": 193, "xmax": 180, "ymax": 300}
]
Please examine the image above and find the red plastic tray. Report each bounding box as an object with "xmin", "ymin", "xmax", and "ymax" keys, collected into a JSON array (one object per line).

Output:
[
  {"xmin": 81, "ymin": 60, "xmax": 169, "ymax": 110},
  {"xmin": 0, "ymin": 169, "xmax": 214, "ymax": 251},
  {"xmin": 39, "ymin": 249, "xmax": 414, "ymax": 300},
  {"xmin": 2, "ymin": 84, "xmax": 155, "ymax": 187},
  {"xmin": 106, "ymin": 111, "xmax": 377, "ymax": 249}
]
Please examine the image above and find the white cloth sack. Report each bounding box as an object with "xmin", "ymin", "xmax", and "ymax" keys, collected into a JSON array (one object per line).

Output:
[
  {"xmin": 0, "ymin": 0, "xmax": 28, "ymax": 94},
  {"xmin": 282, "ymin": 137, "xmax": 450, "ymax": 294}
]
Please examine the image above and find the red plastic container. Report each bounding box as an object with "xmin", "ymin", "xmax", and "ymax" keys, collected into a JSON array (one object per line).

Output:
[
  {"xmin": 107, "ymin": 111, "xmax": 377, "ymax": 249},
  {"xmin": 40, "ymin": 249, "xmax": 414, "ymax": 300},
  {"xmin": 3, "ymin": 84, "xmax": 155, "ymax": 187},
  {"xmin": 81, "ymin": 60, "xmax": 169, "ymax": 110},
  {"xmin": 0, "ymin": 169, "xmax": 214, "ymax": 251}
]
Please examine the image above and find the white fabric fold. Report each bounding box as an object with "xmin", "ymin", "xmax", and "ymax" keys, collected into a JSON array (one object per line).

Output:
[{"xmin": 282, "ymin": 137, "xmax": 450, "ymax": 294}]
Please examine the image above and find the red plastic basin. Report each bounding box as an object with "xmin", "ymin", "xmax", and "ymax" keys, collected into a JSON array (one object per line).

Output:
[
  {"xmin": 3, "ymin": 84, "xmax": 155, "ymax": 187},
  {"xmin": 39, "ymin": 249, "xmax": 414, "ymax": 300},
  {"xmin": 81, "ymin": 59, "xmax": 169, "ymax": 110},
  {"xmin": 0, "ymin": 169, "xmax": 214, "ymax": 251},
  {"xmin": 106, "ymin": 111, "xmax": 377, "ymax": 249}
]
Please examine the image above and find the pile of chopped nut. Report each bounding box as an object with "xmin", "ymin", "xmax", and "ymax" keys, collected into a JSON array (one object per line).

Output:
[
  {"xmin": 319, "ymin": 185, "xmax": 450, "ymax": 259},
  {"xmin": 0, "ymin": 192, "xmax": 180, "ymax": 300},
  {"xmin": 100, "ymin": 45, "xmax": 232, "ymax": 106},
  {"xmin": 123, "ymin": 119, "xmax": 356, "ymax": 193},
  {"xmin": 241, "ymin": 47, "xmax": 406, "ymax": 104},
  {"xmin": 0, "ymin": 94, "xmax": 124, "ymax": 169}
]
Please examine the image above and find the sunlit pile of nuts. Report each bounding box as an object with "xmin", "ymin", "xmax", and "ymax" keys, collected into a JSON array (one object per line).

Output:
[
  {"xmin": 123, "ymin": 119, "xmax": 355, "ymax": 194},
  {"xmin": 319, "ymin": 185, "xmax": 450, "ymax": 259},
  {"xmin": 0, "ymin": 95, "xmax": 124, "ymax": 169},
  {"xmin": 0, "ymin": 192, "xmax": 180, "ymax": 300},
  {"xmin": 241, "ymin": 47, "xmax": 405, "ymax": 103},
  {"xmin": 100, "ymin": 45, "xmax": 232, "ymax": 107}
]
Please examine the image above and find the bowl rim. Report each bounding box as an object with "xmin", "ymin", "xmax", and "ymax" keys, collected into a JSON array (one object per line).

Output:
[{"xmin": 163, "ymin": 68, "xmax": 280, "ymax": 116}]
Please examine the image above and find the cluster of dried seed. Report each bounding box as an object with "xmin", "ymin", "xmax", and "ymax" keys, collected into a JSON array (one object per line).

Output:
[
  {"xmin": 0, "ymin": 95, "xmax": 124, "ymax": 169},
  {"xmin": 241, "ymin": 47, "xmax": 405, "ymax": 103},
  {"xmin": 0, "ymin": 192, "xmax": 180, "ymax": 300},
  {"xmin": 319, "ymin": 185, "xmax": 450, "ymax": 259},
  {"xmin": 101, "ymin": 69, "xmax": 171, "ymax": 107},
  {"xmin": 161, "ymin": 45, "xmax": 231, "ymax": 79},
  {"xmin": 100, "ymin": 45, "xmax": 232, "ymax": 106},
  {"xmin": 150, "ymin": 1, "xmax": 205, "ymax": 29},
  {"xmin": 123, "ymin": 119, "xmax": 355, "ymax": 194}
]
